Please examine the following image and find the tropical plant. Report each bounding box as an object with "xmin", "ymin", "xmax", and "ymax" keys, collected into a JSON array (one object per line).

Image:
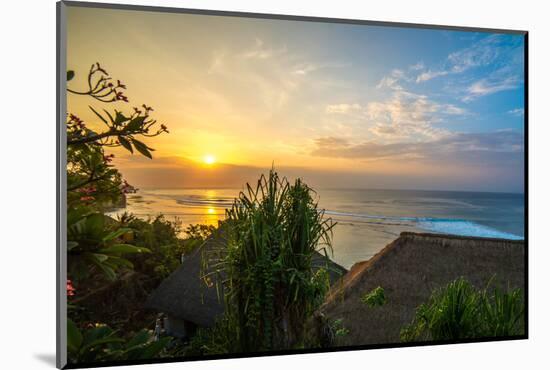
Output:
[
  {"xmin": 400, "ymin": 278, "xmax": 524, "ymax": 342},
  {"xmin": 361, "ymin": 286, "xmax": 386, "ymax": 307},
  {"xmin": 66, "ymin": 63, "xmax": 168, "ymax": 284},
  {"xmin": 201, "ymin": 169, "xmax": 335, "ymax": 353},
  {"xmin": 480, "ymin": 286, "xmax": 524, "ymax": 337},
  {"xmin": 330, "ymin": 318, "xmax": 350, "ymax": 338},
  {"xmin": 66, "ymin": 63, "xmax": 167, "ymax": 206},
  {"xmin": 67, "ymin": 319, "xmax": 171, "ymax": 364},
  {"xmin": 67, "ymin": 207, "xmax": 151, "ymax": 283},
  {"xmin": 66, "ymin": 63, "xmax": 168, "ymax": 151},
  {"xmin": 185, "ymin": 318, "xmax": 236, "ymax": 356},
  {"xmin": 118, "ymin": 213, "xmax": 186, "ymax": 280}
]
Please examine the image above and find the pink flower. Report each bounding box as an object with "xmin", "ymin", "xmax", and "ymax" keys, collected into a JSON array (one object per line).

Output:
[{"xmin": 67, "ymin": 280, "xmax": 76, "ymax": 297}]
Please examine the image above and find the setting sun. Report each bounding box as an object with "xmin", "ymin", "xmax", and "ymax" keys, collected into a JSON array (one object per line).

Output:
[{"xmin": 203, "ymin": 154, "xmax": 216, "ymax": 165}]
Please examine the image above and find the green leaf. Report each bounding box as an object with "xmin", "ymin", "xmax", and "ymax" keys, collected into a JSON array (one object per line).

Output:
[
  {"xmin": 89, "ymin": 106, "xmax": 108, "ymax": 126},
  {"xmin": 83, "ymin": 325, "xmax": 114, "ymax": 344},
  {"xmin": 102, "ymin": 227, "xmax": 132, "ymax": 242},
  {"xmin": 132, "ymin": 139, "xmax": 153, "ymax": 159},
  {"xmin": 85, "ymin": 253, "xmax": 116, "ymax": 280},
  {"xmin": 103, "ymin": 109, "xmax": 115, "ymax": 124},
  {"xmin": 67, "ymin": 241, "xmax": 79, "ymax": 251},
  {"xmin": 126, "ymin": 116, "xmax": 146, "ymax": 132},
  {"xmin": 67, "ymin": 319, "xmax": 83, "ymax": 353},
  {"xmin": 89, "ymin": 253, "xmax": 109, "ymax": 263},
  {"xmin": 98, "ymin": 244, "xmax": 151, "ymax": 255},
  {"xmin": 67, "ymin": 70, "xmax": 75, "ymax": 81},
  {"xmin": 104, "ymin": 256, "xmax": 134, "ymax": 269},
  {"xmin": 80, "ymin": 337, "xmax": 125, "ymax": 353},
  {"xmin": 85, "ymin": 213, "xmax": 105, "ymax": 240},
  {"xmin": 114, "ymin": 111, "xmax": 128, "ymax": 125},
  {"xmin": 96, "ymin": 262, "xmax": 116, "ymax": 281},
  {"xmin": 118, "ymin": 136, "xmax": 133, "ymax": 153},
  {"xmin": 67, "ymin": 206, "xmax": 92, "ymax": 226},
  {"xmin": 138, "ymin": 337, "xmax": 171, "ymax": 359},
  {"xmin": 361, "ymin": 286, "xmax": 386, "ymax": 307},
  {"xmin": 125, "ymin": 330, "xmax": 150, "ymax": 348}
]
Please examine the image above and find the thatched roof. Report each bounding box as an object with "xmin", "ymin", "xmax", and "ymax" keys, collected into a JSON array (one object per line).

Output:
[
  {"xmin": 320, "ymin": 232, "xmax": 525, "ymax": 346},
  {"xmin": 145, "ymin": 231, "xmax": 347, "ymax": 328},
  {"xmin": 144, "ymin": 233, "xmax": 223, "ymax": 328}
]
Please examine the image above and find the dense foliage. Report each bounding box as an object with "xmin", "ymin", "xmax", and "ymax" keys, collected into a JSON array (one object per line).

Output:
[
  {"xmin": 67, "ymin": 319, "xmax": 171, "ymax": 363},
  {"xmin": 66, "ymin": 63, "xmax": 178, "ymax": 364},
  {"xmin": 66, "ymin": 63, "xmax": 168, "ymax": 285},
  {"xmin": 117, "ymin": 213, "xmax": 183, "ymax": 280},
  {"xmin": 196, "ymin": 170, "xmax": 336, "ymax": 353},
  {"xmin": 400, "ymin": 278, "xmax": 525, "ymax": 342}
]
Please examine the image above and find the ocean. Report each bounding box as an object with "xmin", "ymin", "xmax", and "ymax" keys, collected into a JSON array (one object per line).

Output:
[{"xmin": 109, "ymin": 188, "xmax": 525, "ymax": 269}]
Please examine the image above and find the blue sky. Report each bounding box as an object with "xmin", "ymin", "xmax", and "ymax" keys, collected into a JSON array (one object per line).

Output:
[{"xmin": 68, "ymin": 8, "xmax": 525, "ymax": 192}]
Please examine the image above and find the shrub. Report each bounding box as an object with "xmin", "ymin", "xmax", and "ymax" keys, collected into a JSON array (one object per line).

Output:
[
  {"xmin": 201, "ymin": 169, "xmax": 335, "ymax": 353},
  {"xmin": 480, "ymin": 286, "xmax": 524, "ymax": 337},
  {"xmin": 400, "ymin": 278, "xmax": 524, "ymax": 342},
  {"xmin": 67, "ymin": 319, "xmax": 171, "ymax": 364},
  {"xmin": 361, "ymin": 287, "xmax": 386, "ymax": 307},
  {"xmin": 67, "ymin": 207, "xmax": 151, "ymax": 283},
  {"xmin": 118, "ymin": 213, "xmax": 185, "ymax": 281}
]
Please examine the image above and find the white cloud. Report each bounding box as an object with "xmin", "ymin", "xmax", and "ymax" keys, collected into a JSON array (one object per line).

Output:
[
  {"xmin": 364, "ymin": 91, "xmax": 451, "ymax": 141},
  {"xmin": 380, "ymin": 35, "xmax": 518, "ymax": 88},
  {"xmin": 508, "ymin": 108, "xmax": 525, "ymax": 117},
  {"xmin": 416, "ymin": 70, "xmax": 449, "ymax": 83},
  {"xmin": 409, "ymin": 62, "xmax": 425, "ymax": 71},
  {"xmin": 415, "ymin": 34, "xmax": 520, "ymax": 84},
  {"xmin": 241, "ymin": 38, "xmax": 287, "ymax": 59},
  {"xmin": 293, "ymin": 63, "xmax": 318, "ymax": 75},
  {"xmin": 325, "ymin": 103, "xmax": 362, "ymax": 114},
  {"xmin": 447, "ymin": 35, "xmax": 502, "ymax": 73},
  {"xmin": 376, "ymin": 69, "xmax": 409, "ymax": 90},
  {"xmin": 292, "ymin": 61, "xmax": 349, "ymax": 76},
  {"xmin": 311, "ymin": 130, "xmax": 524, "ymax": 162},
  {"xmin": 441, "ymin": 104, "xmax": 467, "ymax": 115},
  {"xmin": 376, "ymin": 76, "xmax": 402, "ymax": 90},
  {"xmin": 463, "ymin": 74, "xmax": 521, "ymax": 102},
  {"xmin": 326, "ymin": 91, "xmax": 467, "ymax": 143}
]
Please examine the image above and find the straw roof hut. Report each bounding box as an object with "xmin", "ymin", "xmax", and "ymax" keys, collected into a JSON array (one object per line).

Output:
[
  {"xmin": 145, "ymin": 231, "xmax": 347, "ymax": 338},
  {"xmin": 318, "ymin": 232, "xmax": 525, "ymax": 346}
]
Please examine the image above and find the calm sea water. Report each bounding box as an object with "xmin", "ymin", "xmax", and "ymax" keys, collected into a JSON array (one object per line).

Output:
[{"xmin": 109, "ymin": 188, "xmax": 525, "ymax": 269}]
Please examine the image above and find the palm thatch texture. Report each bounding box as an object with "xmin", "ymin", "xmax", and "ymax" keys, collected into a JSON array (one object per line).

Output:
[
  {"xmin": 319, "ymin": 232, "xmax": 525, "ymax": 346},
  {"xmin": 144, "ymin": 227, "xmax": 227, "ymax": 329}
]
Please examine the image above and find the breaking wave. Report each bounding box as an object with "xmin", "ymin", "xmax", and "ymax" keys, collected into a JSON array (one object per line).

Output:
[
  {"xmin": 324, "ymin": 210, "xmax": 523, "ymax": 240},
  {"xmin": 165, "ymin": 194, "xmax": 523, "ymax": 240}
]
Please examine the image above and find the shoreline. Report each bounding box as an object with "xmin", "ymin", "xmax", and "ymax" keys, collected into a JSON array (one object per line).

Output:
[{"xmin": 107, "ymin": 188, "xmax": 524, "ymax": 270}]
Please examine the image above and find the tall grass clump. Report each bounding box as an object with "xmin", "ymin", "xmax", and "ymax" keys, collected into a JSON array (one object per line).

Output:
[
  {"xmin": 200, "ymin": 169, "xmax": 335, "ymax": 353},
  {"xmin": 400, "ymin": 277, "xmax": 524, "ymax": 342}
]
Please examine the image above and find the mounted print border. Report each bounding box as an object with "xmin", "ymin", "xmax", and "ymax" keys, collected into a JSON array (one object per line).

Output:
[{"xmin": 57, "ymin": 1, "xmax": 528, "ymax": 368}]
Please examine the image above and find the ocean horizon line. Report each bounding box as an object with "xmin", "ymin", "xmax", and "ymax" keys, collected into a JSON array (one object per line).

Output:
[{"xmin": 135, "ymin": 186, "xmax": 525, "ymax": 196}]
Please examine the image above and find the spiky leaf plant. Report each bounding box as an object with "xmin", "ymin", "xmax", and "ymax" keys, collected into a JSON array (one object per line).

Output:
[{"xmin": 201, "ymin": 169, "xmax": 335, "ymax": 353}]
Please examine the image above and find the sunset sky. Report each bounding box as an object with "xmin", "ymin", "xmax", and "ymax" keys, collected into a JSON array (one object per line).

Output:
[{"xmin": 67, "ymin": 6, "xmax": 525, "ymax": 193}]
